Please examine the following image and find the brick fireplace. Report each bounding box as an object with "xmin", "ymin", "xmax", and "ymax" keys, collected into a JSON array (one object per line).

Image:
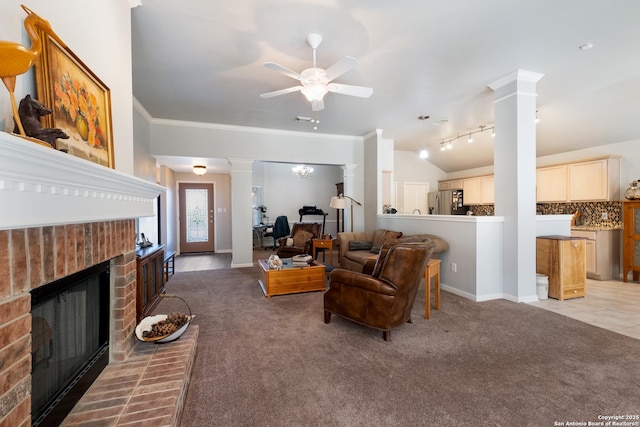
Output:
[{"xmin": 0, "ymin": 133, "xmax": 164, "ymax": 425}]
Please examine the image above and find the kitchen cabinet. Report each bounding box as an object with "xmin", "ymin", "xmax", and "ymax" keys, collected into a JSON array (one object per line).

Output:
[
  {"xmin": 536, "ymin": 236, "xmax": 586, "ymax": 300},
  {"xmin": 537, "ymin": 165, "xmax": 568, "ymax": 202},
  {"xmin": 438, "ymin": 179, "xmax": 463, "ymax": 191},
  {"xmin": 481, "ymin": 175, "xmax": 494, "ymax": 204},
  {"xmin": 537, "ymin": 157, "xmax": 620, "ymax": 202},
  {"xmin": 570, "ymin": 229, "xmax": 620, "ymax": 280},
  {"xmin": 568, "ymin": 158, "xmax": 619, "ymax": 201},
  {"xmin": 136, "ymin": 244, "xmax": 165, "ymax": 322},
  {"xmin": 462, "ymin": 175, "xmax": 494, "ymax": 205},
  {"xmin": 462, "ymin": 177, "xmax": 482, "ymax": 205},
  {"xmin": 623, "ymin": 202, "xmax": 640, "ymax": 282}
]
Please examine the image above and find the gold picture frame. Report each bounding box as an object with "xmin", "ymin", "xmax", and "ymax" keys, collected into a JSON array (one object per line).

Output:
[{"xmin": 35, "ymin": 31, "xmax": 114, "ymax": 168}]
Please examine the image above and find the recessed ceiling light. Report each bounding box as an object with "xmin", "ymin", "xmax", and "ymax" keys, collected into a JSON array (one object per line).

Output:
[{"xmin": 579, "ymin": 43, "xmax": 594, "ymax": 50}]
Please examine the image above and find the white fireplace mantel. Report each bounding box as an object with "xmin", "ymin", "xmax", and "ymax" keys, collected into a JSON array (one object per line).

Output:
[{"xmin": 0, "ymin": 132, "xmax": 164, "ymax": 230}]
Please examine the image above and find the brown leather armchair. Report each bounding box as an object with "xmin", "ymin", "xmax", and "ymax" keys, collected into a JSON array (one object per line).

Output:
[
  {"xmin": 324, "ymin": 240, "xmax": 435, "ymax": 341},
  {"xmin": 276, "ymin": 222, "xmax": 322, "ymax": 258}
]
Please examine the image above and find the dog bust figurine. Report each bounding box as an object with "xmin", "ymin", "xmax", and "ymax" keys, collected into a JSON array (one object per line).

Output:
[{"xmin": 13, "ymin": 94, "xmax": 69, "ymax": 149}]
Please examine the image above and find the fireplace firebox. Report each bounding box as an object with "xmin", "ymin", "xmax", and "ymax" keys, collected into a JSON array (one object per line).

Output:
[{"xmin": 30, "ymin": 261, "xmax": 111, "ymax": 427}]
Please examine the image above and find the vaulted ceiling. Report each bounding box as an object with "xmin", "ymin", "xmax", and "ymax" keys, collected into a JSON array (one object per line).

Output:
[{"xmin": 131, "ymin": 0, "xmax": 640, "ymax": 173}]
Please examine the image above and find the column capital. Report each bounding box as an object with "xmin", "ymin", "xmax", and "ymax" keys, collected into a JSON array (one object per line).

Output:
[{"xmin": 488, "ymin": 69, "xmax": 544, "ymax": 91}]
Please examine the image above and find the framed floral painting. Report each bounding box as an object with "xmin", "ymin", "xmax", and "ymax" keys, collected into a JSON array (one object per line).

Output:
[{"xmin": 35, "ymin": 32, "xmax": 114, "ymax": 168}]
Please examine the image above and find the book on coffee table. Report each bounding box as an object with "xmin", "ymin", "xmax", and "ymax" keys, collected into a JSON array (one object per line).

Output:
[{"xmin": 292, "ymin": 254, "xmax": 312, "ymax": 266}]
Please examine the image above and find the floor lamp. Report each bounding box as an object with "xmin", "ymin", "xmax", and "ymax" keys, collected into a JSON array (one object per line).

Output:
[{"xmin": 330, "ymin": 194, "xmax": 362, "ymax": 232}]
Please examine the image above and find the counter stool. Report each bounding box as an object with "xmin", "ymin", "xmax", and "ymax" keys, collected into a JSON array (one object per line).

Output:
[{"xmin": 424, "ymin": 258, "xmax": 441, "ymax": 320}]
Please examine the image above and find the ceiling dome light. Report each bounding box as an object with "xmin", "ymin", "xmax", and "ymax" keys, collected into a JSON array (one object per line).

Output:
[{"xmin": 193, "ymin": 165, "xmax": 206, "ymax": 175}]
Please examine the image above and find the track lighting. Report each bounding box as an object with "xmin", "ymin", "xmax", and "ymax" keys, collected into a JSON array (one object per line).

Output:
[{"xmin": 439, "ymin": 125, "xmax": 495, "ymax": 152}]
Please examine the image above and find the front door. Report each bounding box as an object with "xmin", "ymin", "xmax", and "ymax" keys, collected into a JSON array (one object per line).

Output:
[{"xmin": 179, "ymin": 183, "xmax": 215, "ymax": 253}]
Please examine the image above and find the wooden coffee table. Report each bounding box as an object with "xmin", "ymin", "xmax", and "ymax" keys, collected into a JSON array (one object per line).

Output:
[{"xmin": 258, "ymin": 259, "xmax": 326, "ymax": 298}]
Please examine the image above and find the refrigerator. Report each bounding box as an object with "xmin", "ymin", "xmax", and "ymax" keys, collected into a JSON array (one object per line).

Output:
[{"xmin": 428, "ymin": 190, "xmax": 469, "ymax": 215}]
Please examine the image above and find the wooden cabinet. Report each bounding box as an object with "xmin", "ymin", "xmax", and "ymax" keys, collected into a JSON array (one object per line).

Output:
[
  {"xmin": 568, "ymin": 158, "xmax": 619, "ymax": 201},
  {"xmin": 136, "ymin": 244, "xmax": 165, "ymax": 322},
  {"xmin": 462, "ymin": 177, "xmax": 482, "ymax": 205},
  {"xmin": 438, "ymin": 179, "xmax": 463, "ymax": 191},
  {"xmin": 570, "ymin": 229, "xmax": 620, "ymax": 280},
  {"xmin": 536, "ymin": 237, "xmax": 586, "ymax": 300},
  {"xmin": 537, "ymin": 157, "xmax": 620, "ymax": 202},
  {"xmin": 481, "ymin": 175, "xmax": 494, "ymax": 204},
  {"xmin": 537, "ymin": 165, "xmax": 568, "ymax": 202},
  {"xmin": 623, "ymin": 202, "xmax": 640, "ymax": 282},
  {"xmin": 462, "ymin": 175, "xmax": 494, "ymax": 205}
]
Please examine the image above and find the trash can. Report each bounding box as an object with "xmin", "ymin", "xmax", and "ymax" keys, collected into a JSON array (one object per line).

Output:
[{"xmin": 536, "ymin": 274, "xmax": 549, "ymax": 300}]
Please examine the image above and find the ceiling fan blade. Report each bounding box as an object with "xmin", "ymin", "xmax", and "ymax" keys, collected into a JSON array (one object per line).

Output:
[
  {"xmin": 311, "ymin": 99, "xmax": 324, "ymax": 111},
  {"xmin": 325, "ymin": 56, "xmax": 359, "ymax": 81},
  {"xmin": 260, "ymin": 86, "xmax": 303, "ymax": 98},
  {"xmin": 263, "ymin": 62, "xmax": 302, "ymax": 80},
  {"xmin": 327, "ymin": 83, "xmax": 373, "ymax": 98}
]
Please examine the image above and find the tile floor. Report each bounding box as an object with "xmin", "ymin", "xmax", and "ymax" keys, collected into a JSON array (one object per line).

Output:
[
  {"xmin": 528, "ymin": 278, "xmax": 640, "ymax": 340},
  {"xmin": 175, "ymin": 252, "xmax": 640, "ymax": 341}
]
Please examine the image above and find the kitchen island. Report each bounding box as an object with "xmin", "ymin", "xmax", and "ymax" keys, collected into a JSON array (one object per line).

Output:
[{"xmin": 376, "ymin": 214, "xmax": 572, "ymax": 302}]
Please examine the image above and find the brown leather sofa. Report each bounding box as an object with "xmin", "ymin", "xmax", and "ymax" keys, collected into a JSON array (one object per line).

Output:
[
  {"xmin": 324, "ymin": 240, "xmax": 435, "ymax": 341},
  {"xmin": 276, "ymin": 222, "xmax": 322, "ymax": 258},
  {"xmin": 337, "ymin": 229, "xmax": 448, "ymax": 272}
]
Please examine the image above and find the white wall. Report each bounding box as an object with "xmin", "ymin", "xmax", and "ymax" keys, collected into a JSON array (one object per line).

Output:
[
  {"xmin": 394, "ymin": 150, "xmax": 448, "ymax": 212},
  {"xmin": 0, "ymin": 1, "xmax": 135, "ymax": 174},
  {"xmin": 258, "ymin": 162, "xmax": 343, "ymax": 236}
]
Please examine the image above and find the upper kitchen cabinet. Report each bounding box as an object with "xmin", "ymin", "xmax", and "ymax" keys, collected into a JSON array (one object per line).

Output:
[
  {"xmin": 537, "ymin": 165, "xmax": 568, "ymax": 202},
  {"xmin": 537, "ymin": 157, "xmax": 620, "ymax": 202},
  {"xmin": 481, "ymin": 175, "xmax": 494, "ymax": 204},
  {"xmin": 568, "ymin": 158, "xmax": 620, "ymax": 201},
  {"xmin": 438, "ymin": 179, "xmax": 463, "ymax": 191},
  {"xmin": 462, "ymin": 175, "xmax": 494, "ymax": 205}
]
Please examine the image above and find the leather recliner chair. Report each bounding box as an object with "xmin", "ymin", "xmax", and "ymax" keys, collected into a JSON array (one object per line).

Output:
[
  {"xmin": 324, "ymin": 240, "xmax": 435, "ymax": 341},
  {"xmin": 276, "ymin": 222, "xmax": 322, "ymax": 258}
]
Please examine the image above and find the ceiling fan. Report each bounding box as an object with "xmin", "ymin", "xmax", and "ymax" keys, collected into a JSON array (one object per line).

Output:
[{"xmin": 260, "ymin": 33, "xmax": 373, "ymax": 111}]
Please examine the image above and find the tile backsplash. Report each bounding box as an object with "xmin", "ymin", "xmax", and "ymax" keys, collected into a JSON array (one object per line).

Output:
[{"xmin": 467, "ymin": 201, "xmax": 622, "ymax": 228}]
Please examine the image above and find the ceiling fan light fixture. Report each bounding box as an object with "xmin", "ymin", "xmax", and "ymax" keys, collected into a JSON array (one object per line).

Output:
[
  {"xmin": 301, "ymin": 83, "xmax": 328, "ymax": 102},
  {"xmin": 193, "ymin": 165, "xmax": 206, "ymax": 175}
]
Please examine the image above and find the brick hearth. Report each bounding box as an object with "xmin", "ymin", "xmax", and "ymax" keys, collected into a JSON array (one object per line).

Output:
[
  {"xmin": 0, "ymin": 220, "xmax": 197, "ymax": 426},
  {"xmin": 62, "ymin": 326, "xmax": 198, "ymax": 426}
]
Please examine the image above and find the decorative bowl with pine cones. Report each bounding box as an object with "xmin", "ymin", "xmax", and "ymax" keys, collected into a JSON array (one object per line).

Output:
[{"xmin": 135, "ymin": 295, "xmax": 193, "ymax": 343}]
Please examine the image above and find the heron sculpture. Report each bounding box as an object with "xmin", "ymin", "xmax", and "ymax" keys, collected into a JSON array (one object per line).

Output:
[{"xmin": 0, "ymin": 5, "xmax": 64, "ymax": 136}]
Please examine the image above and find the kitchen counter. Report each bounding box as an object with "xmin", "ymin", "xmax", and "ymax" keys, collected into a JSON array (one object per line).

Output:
[{"xmin": 571, "ymin": 225, "xmax": 622, "ymax": 231}]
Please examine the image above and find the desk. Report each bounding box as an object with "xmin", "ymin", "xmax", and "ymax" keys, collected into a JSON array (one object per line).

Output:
[
  {"xmin": 312, "ymin": 238, "xmax": 337, "ymax": 265},
  {"xmin": 253, "ymin": 225, "xmax": 267, "ymax": 248},
  {"xmin": 424, "ymin": 258, "xmax": 441, "ymax": 320}
]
